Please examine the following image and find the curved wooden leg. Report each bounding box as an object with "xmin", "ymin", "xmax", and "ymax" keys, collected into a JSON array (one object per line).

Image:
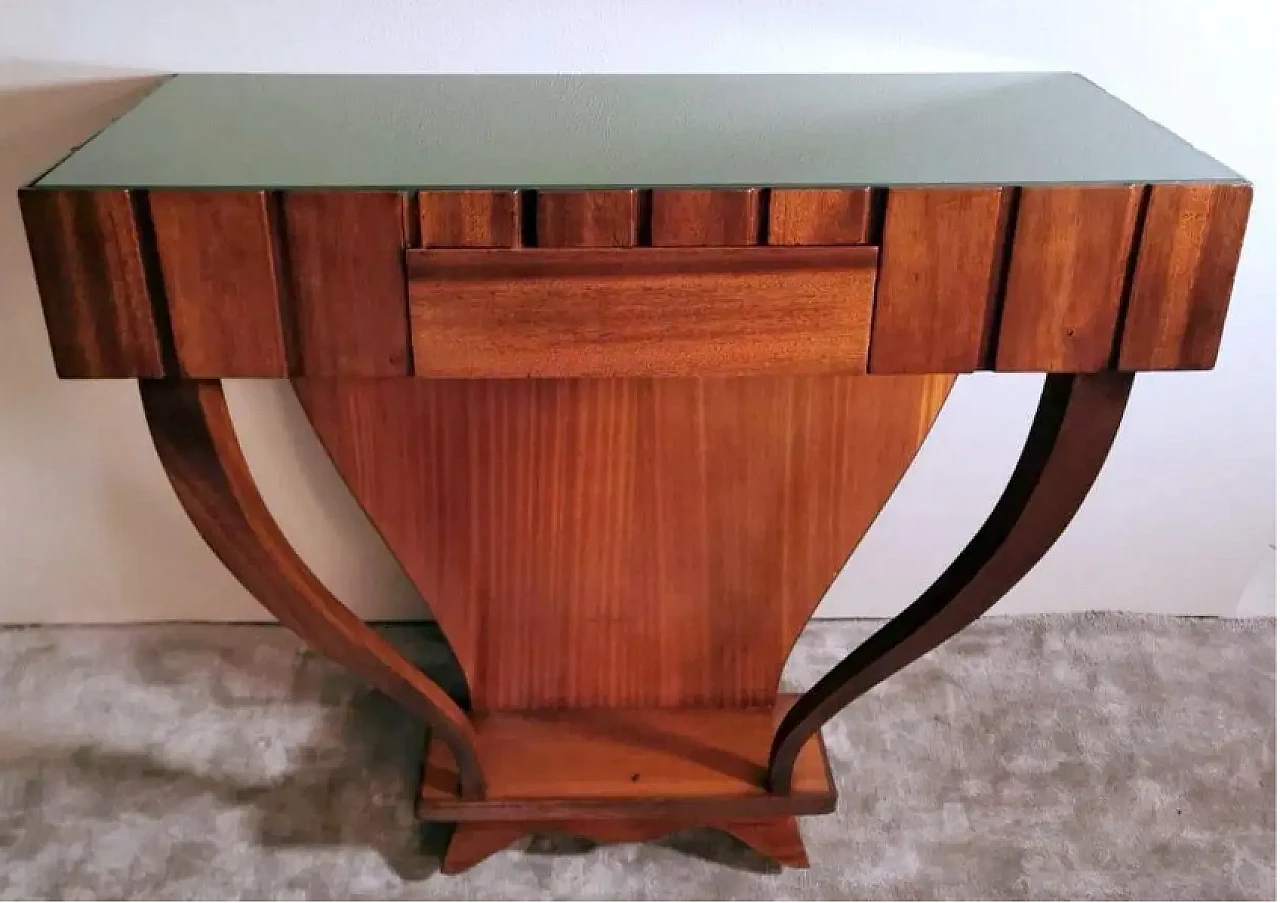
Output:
[
  {"xmin": 768, "ymin": 372, "xmax": 1134, "ymax": 792},
  {"xmin": 139, "ymin": 379, "xmax": 487, "ymax": 800},
  {"xmin": 440, "ymin": 816, "xmax": 809, "ymax": 873}
]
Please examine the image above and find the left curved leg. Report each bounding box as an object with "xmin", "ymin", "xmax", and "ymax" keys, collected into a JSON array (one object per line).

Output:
[{"xmin": 768, "ymin": 372, "xmax": 1134, "ymax": 793}]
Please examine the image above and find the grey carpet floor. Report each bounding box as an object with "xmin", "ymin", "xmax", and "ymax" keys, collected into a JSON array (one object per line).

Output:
[{"xmin": 0, "ymin": 614, "xmax": 1273, "ymax": 900}]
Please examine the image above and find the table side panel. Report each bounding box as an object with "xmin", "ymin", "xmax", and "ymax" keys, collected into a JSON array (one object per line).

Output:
[
  {"xmin": 1117, "ymin": 182, "xmax": 1252, "ymax": 370},
  {"xmin": 19, "ymin": 189, "xmax": 166, "ymax": 378}
]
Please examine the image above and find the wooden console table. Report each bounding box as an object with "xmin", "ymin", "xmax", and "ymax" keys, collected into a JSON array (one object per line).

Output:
[{"xmin": 20, "ymin": 74, "xmax": 1250, "ymax": 873}]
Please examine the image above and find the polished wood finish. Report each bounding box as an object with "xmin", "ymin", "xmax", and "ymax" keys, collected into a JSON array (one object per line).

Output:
[
  {"xmin": 1118, "ymin": 183, "xmax": 1252, "ymax": 370},
  {"xmin": 440, "ymin": 816, "xmax": 807, "ymax": 873},
  {"xmin": 138, "ymin": 379, "xmax": 486, "ymax": 799},
  {"xmin": 280, "ymin": 191, "xmax": 410, "ymax": 376},
  {"xmin": 406, "ymin": 246, "xmax": 877, "ymax": 377},
  {"xmin": 419, "ymin": 190, "xmax": 521, "ymax": 248},
  {"xmin": 149, "ymin": 191, "xmax": 290, "ymax": 377},
  {"xmin": 296, "ymin": 373, "xmax": 953, "ymax": 712},
  {"xmin": 869, "ymin": 188, "xmax": 1011, "ymax": 374},
  {"xmin": 651, "ymin": 189, "xmax": 760, "ymax": 246},
  {"xmin": 768, "ymin": 371, "xmax": 1133, "ymax": 792},
  {"xmin": 536, "ymin": 190, "xmax": 639, "ymax": 247},
  {"xmin": 19, "ymin": 189, "xmax": 165, "ymax": 378},
  {"xmin": 996, "ymin": 186, "xmax": 1143, "ymax": 372},
  {"xmin": 419, "ymin": 697, "xmax": 832, "ymax": 820},
  {"xmin": 767, "ymin": 188, "xmax": 873, "ymax": 245}
]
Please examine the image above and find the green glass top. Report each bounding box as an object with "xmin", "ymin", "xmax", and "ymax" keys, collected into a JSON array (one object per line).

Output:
[{"xmin": 35, "ymin": 73, "xmax": 1242, "ymax": 190}]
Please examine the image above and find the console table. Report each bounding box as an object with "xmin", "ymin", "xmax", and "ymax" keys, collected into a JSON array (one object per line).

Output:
[{"xmin": 20, "ymin": 74, "xmax": 1250, "ymax": 873}]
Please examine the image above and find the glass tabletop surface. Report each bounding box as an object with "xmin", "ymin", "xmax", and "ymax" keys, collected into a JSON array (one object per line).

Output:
[{"xmin": 34, "ymin": 73, "xmax": 1243, "ymax": 190}]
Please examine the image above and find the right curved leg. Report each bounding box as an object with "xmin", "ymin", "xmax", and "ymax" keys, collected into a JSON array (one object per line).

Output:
[{"xmin": 139, "ymin": 379, "xmax": 486, "ymax": 799}]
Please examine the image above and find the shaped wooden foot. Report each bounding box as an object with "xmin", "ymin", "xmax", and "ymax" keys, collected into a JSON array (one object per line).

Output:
[{"xmin": 440, "ymin": 816, "xmax": 808, "ymax": 874}]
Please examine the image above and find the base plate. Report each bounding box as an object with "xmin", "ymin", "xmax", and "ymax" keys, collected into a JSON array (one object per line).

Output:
[{"xmin": 418, "ymin": 695, "xmax": 835, "ymax": 821}]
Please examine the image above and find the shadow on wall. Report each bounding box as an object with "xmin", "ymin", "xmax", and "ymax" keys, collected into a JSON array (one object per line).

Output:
[{"xmin": 0, "ymin": 60, "xmax": 422, "ymax": 624}]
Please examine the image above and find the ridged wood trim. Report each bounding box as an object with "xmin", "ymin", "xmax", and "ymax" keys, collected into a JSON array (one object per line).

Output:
[
  {"xmin": 149, "ymin": 191, "xmax": 290, "ymax": 377},
  {"xmin": 768, "ymin": 188, "xmax": 873, "ymax": 245},
  {"xmin": 1118, "ymin": 183, "xmax": 1252, "ymax": 370},
  {"xmin": 651, "ymin": 189, "xmax": 760, "ymax": 246},
  {"xmin": 995, "ymin": 186, "xmax": 1142, "ymax": 372},
  {"xmin": 419, "ymin": 190, "xmax": 522, "ymax": 249},
  {"xmin": 406, "ymin": 246, "xmax": 877, "ymax": 378},
  {"xmin": 281, "ymin": 191, "xmax": 410, "ymax": 376},
  {"xmin": 140, "ymin": 379, "xmax": 485, "ymax": 799},
  {"xmin": 19, "ymin": 189, "xmax": 165, "ymax": 378},
  {"xmin": 869, "ymin": 188, "xmax": 1011, "ymax": 374},
  {"xmin": 536, "ymin": 190, "xmax": 639, "ymax": 247}
]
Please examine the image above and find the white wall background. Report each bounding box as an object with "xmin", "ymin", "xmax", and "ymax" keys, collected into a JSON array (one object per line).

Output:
[{"xmin": 0, "ymin": 0, "xmax": 1274, "ymax": 623}]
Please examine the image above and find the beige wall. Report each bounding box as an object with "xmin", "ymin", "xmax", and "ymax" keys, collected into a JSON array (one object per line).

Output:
[{"xmin": 0, "ymin": 1, "xmax": 1274, "ymax": 622}]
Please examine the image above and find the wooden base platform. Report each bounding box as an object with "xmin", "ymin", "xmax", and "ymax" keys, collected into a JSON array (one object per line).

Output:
[
  {"xmin": 417, "ymin": 696, "xmax": 835, "ymax": 822},
  {"xmin": 440, "ymin": 816, "xmax": 810, "ymax": 874}
]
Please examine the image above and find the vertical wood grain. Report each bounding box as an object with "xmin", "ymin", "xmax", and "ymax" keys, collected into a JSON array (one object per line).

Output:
[
  {"xmin": 1118, "ymin": 183, "xmax": 1252, "ymax": 370},
  {"xmin": 651, "ymin": 190, "xmax": 759, "ymax": 246},
  {"xmin": 868, "ymin": 188, "xmax": 1011, "ymax": 374},
  {"xmin": 536, "ymin": 190, "xmax": 639, "ymax": 247},
  {"xmin": 297, "ymin": 190, "xmax": 954, "ymax": 713},
  {"xmin": 767, "ymin": 189, "xmax": 873, "ymax": 245},
  {"xmin": 419, "ymin": 190, "xmax": 521, "ymax": 248},
  {"xmin": 19, "ymin": 189, "xmax": 165, "ymax": 377},
  {"xmin": 995, "ymin": 186, "xmax": 1142, "ymax": 372},
  {"xmin": 282, "ymin": 191, "xmax": 409, "ymax": 376},
  {"xmin": 150, "ymin": 191, "xmax": 290, "ymax": 377}
]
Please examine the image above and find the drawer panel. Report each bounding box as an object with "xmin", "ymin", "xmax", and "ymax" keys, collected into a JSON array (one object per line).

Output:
[{"xmin": 407, "ymin": 246, "xmax": 876, "ymax": 377}]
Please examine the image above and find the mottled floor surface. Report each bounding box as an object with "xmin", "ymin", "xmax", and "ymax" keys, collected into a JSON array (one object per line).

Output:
[{"xmin": 0, "ymin": 615, "xmax": 1273, "ymax": 900}]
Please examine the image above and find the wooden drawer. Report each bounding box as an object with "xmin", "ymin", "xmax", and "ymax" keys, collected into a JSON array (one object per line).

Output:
[{"xmin": 406, "ymin": 246, "xmax": 877, "ymax": 378}]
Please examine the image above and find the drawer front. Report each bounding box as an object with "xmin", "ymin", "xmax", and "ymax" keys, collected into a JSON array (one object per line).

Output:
[{"xmin": 407, "ymin": 246, "xmax": 877, "ymax": 378}]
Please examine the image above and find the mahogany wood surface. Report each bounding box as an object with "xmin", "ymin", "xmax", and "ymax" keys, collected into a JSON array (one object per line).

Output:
[
  {"xmin": 767, "ymin": 371, "xmax": 1133, "ymax": 793},
  {"xmin": 148, "ymin": 190, "xmax": 291, "ymax": 377},
  {"xmin": 767, "ymin": 188, "xmax": 873, "ymax": 245},
  {"xmin": 1118, "ymin": 183, "xmax": 1252, "ymax": 370},
  {"xmin": 19, "ymin": 189, "xmax": 165, "ymax": 378},
  {"xmin": 406, "ymin": 246, "xmax": 878, "ymax": 377},
  {"xmin": 440, "ymin": 816, "xmax": 808, "ymax": 874},
  {"xmin": 535, "ymin": 190, "xmax": 639, "ymax": 247},
  {"xmin": 419, "ymin": 190, "xmax": 522, "ymax": 248},
  {"xmin": 651, "ymin": 189, "xmax": 760, "ymax": 246},
  {"xmin": 418, "ymin": 697, "xmax": 832, "ymax": 821},
  {"xmin": 21, "ymin": 184, "xmax": 1251, "ymax": 377},
  {"xmin": 296, "ymin": 372, "xmax": 952, "ymax": 711},
  {"xmin": 281, "ymin": 191, "xmax": 410, "ymax": 376},
  {"xmin": 869, "ymin": 187, "xmax": 1011, "ymax": 374},
  {"xmin": 996, "ymin": 186, "xmax": 1143, "ymax": 372},
  {"xmin": 138, "ymin": 379, "xmax": 486, "ymax": 799}
]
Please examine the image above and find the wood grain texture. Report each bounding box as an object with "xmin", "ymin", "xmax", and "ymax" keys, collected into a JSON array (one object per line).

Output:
[
  {"xmin": 1118, "ymin": 182, "xmax": 1252, "ymax": 370},
  {"xmin": 767, "ymin": 188, "xmax": 873, "ymax": 245},
  {"xmin": 418, "ymin": 698, "xmax": 832, "ymax": 820},
  {"xmin": 440, "ymin": 816, "xmax": 807, "ymax": 873},
  {"xmin": 149, "ymin": 191, "xmax": 290, "ymax": 377},
  {"xmin": 869, "ymin": 187, "xmax": 1011, "ymax": 374},
  {"xmin": 996, "ymin": 186, "xmax": 1142, "ymax": 372},
  {"xmin": 651, "ymin": 189, "xmax": 760, "ymax": 246},
  {"xmin": 294, "ymin": 373, "xmax": 953, "ymax": 711},
  {"xmin": 139, "ymin": 379, "xmax": 486, "ymax": 799},
  {"xmin": 536, "ymin": 190, "xmax": 638, "ymax": 247},
  {"xmin": 19, "ymin": 189, "xmax": 164, "ymax": 377},
  {"xmin": 407, "ymin": 246, "xmax": 877, "ymax": 377},
  {"xmin": 419, "ymin": 190, "xmax": 521, "ymax": 248},
  {"xmin": 281, "ymin": 191, "xmax": 409, "ymax": 376},
  {"xmin": 768, "ymin": 371, "xmax": 1133, "ymax": 793}
]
